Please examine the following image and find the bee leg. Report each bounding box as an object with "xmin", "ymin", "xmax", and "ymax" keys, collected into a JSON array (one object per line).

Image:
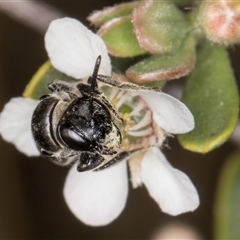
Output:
[
  {"xmin": 48, "ymin": 81, "xmax": 78, "ymax": 99},
  {"xmin": 94, "ymin": 146, "xmax": 152, "ymax": 171},
  {"xmin": 99, "ymin": 94, "xmax": 123, "ymax": 123},
  {"xmin": 97, "ymin": 74, "xmax": 161, "ymax": 92}
]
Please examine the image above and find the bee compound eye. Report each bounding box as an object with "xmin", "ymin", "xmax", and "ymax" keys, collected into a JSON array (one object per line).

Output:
[{"xmin": 59, "ymin": 123, "xmax": 91, "ymax": 151}]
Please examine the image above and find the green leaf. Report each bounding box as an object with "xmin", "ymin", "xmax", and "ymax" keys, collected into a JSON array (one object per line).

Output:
[
  {"xmin": 133, "ymin": 0, "xmax": 190, "ymax": 54},
  {"xmin": 174, "ymin": 0, "xmax": 195, "ymax": 8},
  {"xmin": 88, "ymin": 1, "xmax": 138, "ymax": 27},
  {"xmin": 178, "ymin": 42, "xmax": 239, "ymax": 153},
  {"xmin": 23, "ymin": 61, "xmax": 77, "ymax": 99},
  {"xmin": 126, "ymin": 35, "xmax": 196, "ymax": 84},
  {"xmin": 214, "ymin": 151, "xmax": 240, "ymax": 239},
  {"xmin": 98, "ymin": 15, "xmax": 147, "ymax": 57}
]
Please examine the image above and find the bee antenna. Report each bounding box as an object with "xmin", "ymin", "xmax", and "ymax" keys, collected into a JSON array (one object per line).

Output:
[
  {"xmin": 88, "ymin": 55, "xmax": 101, "ymax": 114},
  {"xmin": 89, "ymin": 55, "xmax": 101, "ymax": 92}
]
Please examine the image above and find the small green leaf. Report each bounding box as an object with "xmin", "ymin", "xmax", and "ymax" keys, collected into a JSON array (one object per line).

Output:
[
  {"xmin": 214, "ymin": 151, "xmax": 240, "ymax": 239},
  {"xmin": 178, "ymin": 42, "xmax": 239, "ymax": 153},
  {"xmin": 88, "ymin": 1, "xmax": 138, "ymax": 27},
  {"xmin": 98, "ymin": 15, "xmax": 147, "ymax": 57},
  {"xmin": 126, "ymin": 35, "xmax": 196, "ymax": 84},
  {"xmin": 133, "ymin": 0, "xmax": 190, "ymax": 54},
  {"xmin": 23, "ymin": 61, "xmax": 77, "ymax": 99}
]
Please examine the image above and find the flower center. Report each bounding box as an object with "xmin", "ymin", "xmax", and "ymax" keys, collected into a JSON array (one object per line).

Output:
[{"xmin": 101, "ymin": 86, "xmax": 155, "ymax": 147}]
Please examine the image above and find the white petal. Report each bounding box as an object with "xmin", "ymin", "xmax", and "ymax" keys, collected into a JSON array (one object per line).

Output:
[
  {"xmin": 137, "ymin": 91, "xmax": 194, "ymax": 134},
  {"xmin": 128, "ymin": 151, "xmax": 145, "ymax": 188},
  {"xmin": 63, "ymin": 162, "xmax": 128, "ymax": 226},
  {"xmin": 45, "ymin": 17, "xmax": 111, "ymax": 79},
  {"xmin": 141, "ymin": 147, "xmax": 199, "ymax": 216},
  {"xmin": 0, "ymin": 97, "xmax": 40, "ymax": 156}
]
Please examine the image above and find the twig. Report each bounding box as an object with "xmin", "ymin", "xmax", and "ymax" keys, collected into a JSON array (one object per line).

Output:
[
  {"xmin": 231, "ymin": 121, "xmax": 240, "ymax": 148},
  {"xmin": 0, "ymin": 1, "xmax": 64, "ymax": 34}
]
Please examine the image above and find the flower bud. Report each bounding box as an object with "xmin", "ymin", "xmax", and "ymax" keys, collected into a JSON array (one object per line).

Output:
[{"xmin": 199, "ymin": 0, "xmax": 240, "ymax": 45}]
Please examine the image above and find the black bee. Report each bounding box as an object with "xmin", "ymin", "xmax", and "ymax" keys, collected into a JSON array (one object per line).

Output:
[{"xmin": 32, "ymin": 56, "xmax": 158, "ymax": 172}]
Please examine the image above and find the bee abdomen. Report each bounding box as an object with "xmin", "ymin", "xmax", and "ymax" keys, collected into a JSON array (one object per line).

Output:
[{"xmin": 32, "ymin": 96, "xmax": 60, "ymax": 153}]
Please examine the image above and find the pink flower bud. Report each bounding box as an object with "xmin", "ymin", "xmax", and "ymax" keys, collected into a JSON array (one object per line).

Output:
[{"xmin": 199, "ymin": 0, "xmax": 240, "ymax": 45}]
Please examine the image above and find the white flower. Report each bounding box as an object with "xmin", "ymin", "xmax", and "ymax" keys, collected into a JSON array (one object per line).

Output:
[
  {"xmin": 0, "ymin": 97, "xmax": 39, "ymax": 156},
  {"xmin": 0, "ymin": 17, "xmax": 199, "ymax": 226}
]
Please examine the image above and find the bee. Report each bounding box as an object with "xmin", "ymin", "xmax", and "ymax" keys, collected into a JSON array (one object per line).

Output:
[{"xmin": 31, "ymin": 56, "xmax": 158, "ymax": 172}]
